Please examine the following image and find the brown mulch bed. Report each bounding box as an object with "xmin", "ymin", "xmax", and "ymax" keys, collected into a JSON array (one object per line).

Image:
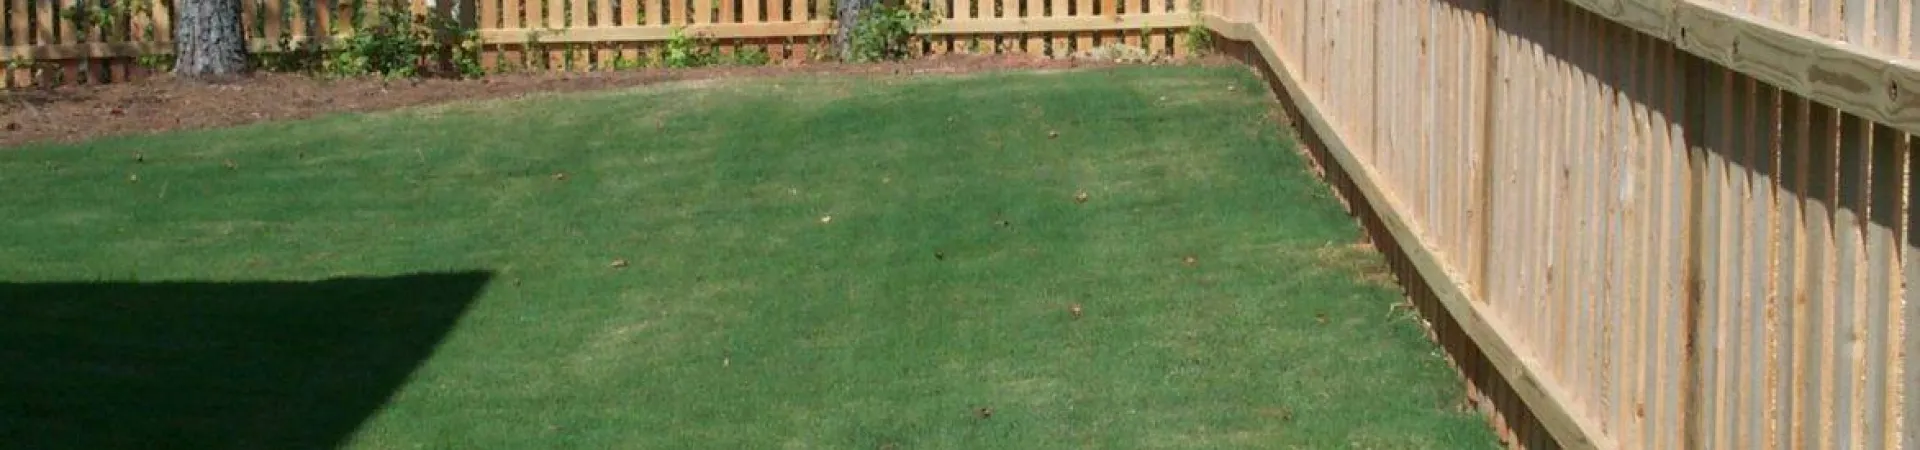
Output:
[{"xmin": 0, "ymin": 54, "xmax": 1232, "ymax": 148}]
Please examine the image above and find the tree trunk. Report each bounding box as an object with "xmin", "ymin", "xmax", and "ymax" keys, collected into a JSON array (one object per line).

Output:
[
  {"xmin": 834, "ymin": 0, "xmax": 879, "ymax": 61},
  {"xmin": 172, "ymin": 0, "xmax": 249, "ymax": 79}
]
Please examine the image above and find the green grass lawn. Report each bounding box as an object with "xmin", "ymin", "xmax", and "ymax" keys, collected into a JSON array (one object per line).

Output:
[{"xmin": 0, "ymin": 66, "xmax": 1496, "ymax": 449}]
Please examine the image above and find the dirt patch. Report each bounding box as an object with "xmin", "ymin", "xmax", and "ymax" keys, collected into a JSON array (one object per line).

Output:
[{"xmin": 0, "ymin": 54, "xmax": 1236, "ymax": 148}]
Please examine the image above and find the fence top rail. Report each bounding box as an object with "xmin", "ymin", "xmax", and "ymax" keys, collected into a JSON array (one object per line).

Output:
[
  {"xmin": 471, "ymin": 13, "xmax": 1194, "ymax": 45},
  {"xmin": 1559, "ymin": 0, "xmax": 1920, "ymax": 138}
]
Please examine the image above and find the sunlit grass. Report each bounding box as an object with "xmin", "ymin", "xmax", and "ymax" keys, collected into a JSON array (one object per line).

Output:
[{"xmin": 0, "ymin": 66, "xmax": 1497, "ymax": 449}]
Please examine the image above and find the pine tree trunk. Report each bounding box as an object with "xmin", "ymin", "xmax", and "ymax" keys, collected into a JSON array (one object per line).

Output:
[
  {"xmin": 172, "ymin": 0, "xmax": 249, "ymax": 79},
  {"xmin": 834, "ymin": 0, "xmax": 878, "ymax": 61}
]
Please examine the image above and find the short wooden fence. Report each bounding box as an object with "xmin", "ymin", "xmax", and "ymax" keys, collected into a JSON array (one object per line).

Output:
[{"xmin": 0, "ymin": 0, "xmax": 1197, "ymax": 87}]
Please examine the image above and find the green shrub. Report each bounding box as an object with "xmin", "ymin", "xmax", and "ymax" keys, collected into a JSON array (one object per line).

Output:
[
  {"xmin": 329, "ymin": 8, "xmax": 425, "ymax": 77},
  {"xmin": 1182, "ymin": 0, "xmax": 1212, "ymax": 56},
  {"xmin": 661, "ymin": 27, "xmax": 715, "ymax": 68},
  {"xmin": 239, "ymin": 0, "xmax": 486, "ymax": 78},
  {"xmin": 843, "ymin": 3, "xmax": 938, "ymax": 63}
]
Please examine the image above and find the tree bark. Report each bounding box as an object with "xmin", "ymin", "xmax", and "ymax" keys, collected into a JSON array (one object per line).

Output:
[
  {"xmin": 172, "ymin": 0, "xmax": 250, "ymax": 79},
  {"xmin": 834, "ymin": 0, "xmax": 879, "ymax": 61}
]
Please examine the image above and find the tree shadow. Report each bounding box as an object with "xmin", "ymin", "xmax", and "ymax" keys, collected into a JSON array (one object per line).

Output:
[{"xmin": 0, "ymin": 271, "xmax": 492, "ymax": 450}]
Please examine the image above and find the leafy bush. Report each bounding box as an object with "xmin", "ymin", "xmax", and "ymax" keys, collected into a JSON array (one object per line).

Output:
[
  {"xmin": 661, "ymin": 27, "xmax": 715, "ymax": 68},
  {"xmin": 329, "ymin": 8, "xmax": 425, "ymax": 77},
  {"xmin": 424, "ymin": 11, "xmax": 487, "ymax": 78},
  {"xmin": 1182, "ymin": 0, "xmax": 1212, "ymax": 55},
  {"xmin": 59, "ymin": 0, "xmax": 154, "ymax": 39},
  {"xmin": 241, "ymin": 0, "xmax": 485, "ymax": 78},
  {"xmin": 843, "ymin": 3, "xmax": 938, "ymax": 63}
]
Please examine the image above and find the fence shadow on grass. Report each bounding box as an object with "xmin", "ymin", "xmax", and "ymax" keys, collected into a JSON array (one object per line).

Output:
[{"xmin": 0, "ymin": 271, "xmax": 493, "ymax": 450}]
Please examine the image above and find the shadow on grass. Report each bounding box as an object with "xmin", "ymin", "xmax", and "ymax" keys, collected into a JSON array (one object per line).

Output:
[{"xmin": 0, "ymin": 271, "xmax": 492, "ymax": 450}]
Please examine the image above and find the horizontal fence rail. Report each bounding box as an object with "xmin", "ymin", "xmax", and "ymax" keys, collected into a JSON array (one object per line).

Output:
[
  {"xmin": 0, "ymin": 0, "xmax": 1197, "ymax": 87},
  {"xmin": 1201, "ymin": 0, "xmax": 1920, "ymax": 449}
]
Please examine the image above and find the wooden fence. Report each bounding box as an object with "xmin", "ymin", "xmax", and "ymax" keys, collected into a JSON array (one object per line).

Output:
[
  {"xmin": 1200, "ymin": 0, "xmax": 1920, "ymax": 448},
  {"xmin": 0, "ymin": 0, "xmax": 1196, "ymax": 87}
]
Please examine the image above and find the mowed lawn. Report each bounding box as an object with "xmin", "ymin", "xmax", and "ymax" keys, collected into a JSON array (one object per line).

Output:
[{"xmin": 0, "ymin": 66, "xmax": 1496, "ymax": 449}]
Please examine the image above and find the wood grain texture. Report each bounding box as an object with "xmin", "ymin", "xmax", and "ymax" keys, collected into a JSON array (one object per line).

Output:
[
  {"xmin": 1211, "ymin": 2, "xmax": 1920, "ymax": 449},
  {"xmin": 1209, "ymin": 14, "xmax": 1614, "ymax": 450}
]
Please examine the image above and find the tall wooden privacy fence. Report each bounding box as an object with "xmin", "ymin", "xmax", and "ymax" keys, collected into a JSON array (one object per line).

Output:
[
  {"xmin": 1200, "ymin": 0, "xmax": 1920, "ymax": 449},
  {"xmin": 0, "ymin": 0, "xmax": 1196, "ymax": 87}
]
